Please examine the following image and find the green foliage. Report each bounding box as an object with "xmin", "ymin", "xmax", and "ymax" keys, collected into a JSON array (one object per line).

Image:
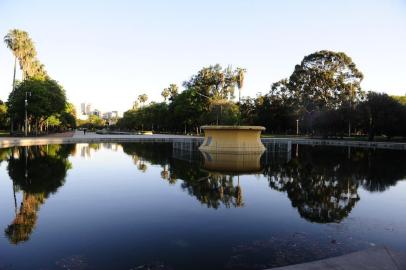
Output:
[
  {"xmin": 46, "ymin": 115, "xmax": 61, "ymax": 126},
  {"xmin": 161, "ymin": 88, "xmax": 170, "ymax": 102},
  {"xmin": 392, "ymin": 95, "xmax": 406, "ymax": 105},
  {"xmin": 65, "ymin": 102, "xmax": 77, "ymax": 117},
  {"xmin": 183, "ymin": 64, "xmax": 240, "ymax": 100},
  {"xmin": 312, "ymin": 108, "xmax": 348, "ymax": 138},
  {"xmin": 113, "ymin": 57, "xmax": 403, "ymax": 140},
  {"xmin": 0, "ymin": 101, "xmax": 9, "ymax": 130},
  {"xmin": 357, "ymin": 92, "xmax": 406, "ymax": 140},
  {"xmin": 118, "ymin": 102, "xmax": 169, "ymax": 131},
  {"xmin": 77, "ymin": 114, "xmax": 106, "ymax": 129},
  {"xmin": 288, "ymin": 50, "xmax": 364, "ymax": 112},
  {"xmin": 59, "ymin": 111, "xmax": 76, "ymax": 129},
  {"xmin": 138, "ymin": 94, "xmax": 148, "ymax": 106},
  {"xmin": 169, "ymin": 89, "xmax": 207, "ymax": 129},
  {"xmin": 206, "ymin": 100, "xmax": 239, "ymax": 125},
  {"xmin": 4, "ymin": 29, "xmax": 48, "ymax": 80},
  {"xmin": 7, "ymin": 78, "xmax": 66, "ymax": 132},
  {"xmin": 161, "ymin": 84, "xmax": 179, "ymax": 102},
  {"xmin": 239, "ymin": 80, "xmax": 297, "ymax": 133}
]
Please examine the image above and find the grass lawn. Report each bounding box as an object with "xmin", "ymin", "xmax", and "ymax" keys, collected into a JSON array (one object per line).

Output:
[
  {"xmin": 261, "ymin": 134, "xmax": 406, "ymax": 142},
  {"xmin": 0, "ymin": 130, "xmax": 10, "ymax": 137}
]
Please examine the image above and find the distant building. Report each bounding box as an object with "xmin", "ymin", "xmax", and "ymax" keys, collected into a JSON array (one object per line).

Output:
[
  {"xmin": 80, "ymin": 102, "xmax": 93, "ymax": 115},
  {"xmin": 102, "ymin": 111, "xmax": 119, "ymax": 125},
  {"xmin": 91, "ymin": 109, "xmax": 101, "ymax": 117},
  {"xmin": 86, "ymin": 104, "xmax": 92, "ymax": 115},
  {"xmin": 80, "ymin": 103, "xmax": 86, "ymax": 115},
  {"xmin": 78, "ymin": 103, "xmax": 119, "ymax": 123},
  {"xmin": 102, "ymin": 111, "xmax": 118, "ymax": 120}
]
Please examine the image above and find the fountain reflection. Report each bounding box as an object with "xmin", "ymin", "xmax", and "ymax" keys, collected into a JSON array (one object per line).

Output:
[{"xmin": 200, "ymin": 151, "xmax": 263, "ymax": 174}]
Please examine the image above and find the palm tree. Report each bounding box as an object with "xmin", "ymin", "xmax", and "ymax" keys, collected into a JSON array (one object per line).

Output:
[
  {"xmin": 4, "ymin": 29, "xmax": 32, "ymax": 133},
  {"xmin": 4, "ymin": 29, "xmax": 46, "ymax": 81},
  {"xmin": 236, "ymin": 68, "xmax": 246, "ymax": 103},
  {"xmin": 138, "ymin": 94, "xmax": 148, "ymax": 107},
  {"xmin": 161, "ymin": 88, "xmax": 170, "ymax": 102},
  {"xmin": 168, "ymin": 84, "xmax": 178, "ymax": 100},
  {"xmin": 236, "ymin": 68, "xmax": 246, "ymax": 124},
  {"xmin": 4, "ymin": 30, "xmax": 37, "ymax": 80},
  {"xmin": 20, "ymin": 43, "xmax": 37, "ymax": 80},
  {"xmin": 29, "ymin": 59, "xmax": 47, "ymax": 80},
  {"xmin": 132, "ymin": 101, "xmax": 139, "ymax": 110},
  {"xmin": 4, "ymin": 30, "xmax": 24, "ymax": 92}
]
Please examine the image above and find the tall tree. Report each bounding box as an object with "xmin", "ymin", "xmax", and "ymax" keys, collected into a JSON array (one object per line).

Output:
[
  {"xmin": 4, "ymin": 29, "xmax": 46, "ymax": 81},
  {"xmin": 183, "ymin": 64, "xmax": 239, "ymax": 100},
  {"xmin": 357, "ymin": 92, "xmax": 406, "ymax": 140},
  {"xmin": 288, "ymin": 50, "xmax": 364, "ymax": 112},
  {"xmin": 7, "ymin": 79, "xmax": 66, "ymax": 134},
  {"xmin": 168, "ymin": 84, "xmax": 179, "ymax": 101},
  {"xmin": 161, "ymin": 88, "xmax": 170, "ymax": 102},
  {"xmin": 236, "ymin": 68, "xmax": 246, "ymax": 103},
  {"xmin": 138, "ymin": 94, "xmax": 148, "ymax": 107}
]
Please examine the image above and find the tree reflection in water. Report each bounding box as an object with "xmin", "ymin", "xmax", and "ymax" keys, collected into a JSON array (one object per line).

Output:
[
  {"xmin": 181, "ymin": 172, "xmax": 244, "ymax": 208},
  {"xmin": 264, "ymin": 145, "xmax": 406, "ymax": 223},
  {"xmin": 3, "ymin": 142, "xmax": 405, "ymax": 245},
  {"xmin": 4, "ymin": 144, "xmax": 74, "ymax": 244},
  {"xmin": 121, "ymin": 143, "xmax": 406, "ymax": 222},
  {"xmin": 121, "ymin": 143, "xmax": 245, "ymax": 208}
]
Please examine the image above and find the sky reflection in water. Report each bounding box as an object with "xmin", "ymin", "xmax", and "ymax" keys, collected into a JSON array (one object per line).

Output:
[{"xmin": 0, "ymin": 143, "xmax": 405, "ymax": 270}]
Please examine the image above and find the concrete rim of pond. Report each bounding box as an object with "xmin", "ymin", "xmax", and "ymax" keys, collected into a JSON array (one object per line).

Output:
[{"xmin": 201, "ymin": 125, "xmax": 265, "ymax": 131}]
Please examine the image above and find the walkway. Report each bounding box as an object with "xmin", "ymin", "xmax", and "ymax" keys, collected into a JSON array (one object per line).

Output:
[
  {"xmin": 0, "ymin": 131, "xmax": 405, "ymax": 150},
  {"xmin": 269, "ymin": 247, "xmax": 406, "ymax": 270},
  {"xmin": 0, "ymin": 131, "xmax": 202, "ymax": 148}
]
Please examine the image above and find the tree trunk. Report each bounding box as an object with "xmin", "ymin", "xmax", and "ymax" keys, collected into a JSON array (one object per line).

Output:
[
  {"xmin": 10, "ymin": 56, "xmax": 17, "ymax": 134},
  {"xmin": 368, "ymin": 117, "xmax": 374, "ymax": 141}
]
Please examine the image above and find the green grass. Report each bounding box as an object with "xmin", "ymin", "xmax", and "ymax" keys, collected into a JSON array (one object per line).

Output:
[
  {"xmin": 0, "ymin": 130, "xmax": 11, "ymax": 137},
  {"xmin": 261, "ymin": 134, "xmax": 406, "ymax": 142}
]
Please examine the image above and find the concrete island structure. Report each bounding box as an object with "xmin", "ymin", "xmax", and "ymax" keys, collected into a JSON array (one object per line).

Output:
[{"xmin": 199, "ymin": 125, "xmax": 266, "ymax": 154}]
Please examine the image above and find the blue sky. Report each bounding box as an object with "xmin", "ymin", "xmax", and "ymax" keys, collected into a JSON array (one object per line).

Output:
[{"xmin": 1, "ymin": 0, "xmax": 405, "ymax": 113}]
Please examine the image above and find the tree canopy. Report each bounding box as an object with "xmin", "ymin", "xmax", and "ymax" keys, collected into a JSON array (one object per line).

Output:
[
  {"xmin": 7, "ymin": 78, "xmax": 66, "ymax": 132},
  {"xmin": 4, "ymin": 29, "xmax": 48, "ymax": 80},
  {"xmin": 288, "ymin": 50, "xmax": 364, "ymax": 112}
]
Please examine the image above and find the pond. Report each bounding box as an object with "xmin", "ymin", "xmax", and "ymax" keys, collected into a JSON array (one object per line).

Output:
[{"xmin": 0, "ymin": 143, "xmax": 405, "ymax": 270}]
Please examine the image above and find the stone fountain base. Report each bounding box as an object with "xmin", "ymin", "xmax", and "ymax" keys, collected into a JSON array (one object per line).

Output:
[{"xmin": 199, "ymin": 125, "xmax": 266, "ymax": 154}]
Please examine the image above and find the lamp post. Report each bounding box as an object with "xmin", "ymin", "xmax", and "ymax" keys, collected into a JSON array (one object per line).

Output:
[
  {"xmin": 296, "ymin": 119, "xmax": 299, "ymax": 135},
  {"xmin": 348, "ymin": 83, "xmax": 354, "ymax": 138},
  {"xmin": 24, "ymin": 92, "xmax": 31, "ymax": 137}
]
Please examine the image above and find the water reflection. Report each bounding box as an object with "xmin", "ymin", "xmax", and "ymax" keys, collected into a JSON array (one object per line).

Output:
[
  {"xmin": 4, "ymin": 144, "xmax": 74, "ymax": 244},
  {"xmin": 264, "ymin": 145, "xmax": 406, "ymax": 223},
  {"xmin": 200, "ymin": 151, "xmax": 263, "ymax": 173},
  {"xmin": 1, "ymin": 142, "xmax": 406, "ymax": 246},
  {"xmin": 121, "ymin": 143, "xmax": 406, "ymax": 217}
]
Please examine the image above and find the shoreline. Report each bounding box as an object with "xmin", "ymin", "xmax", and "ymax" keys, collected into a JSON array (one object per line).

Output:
[{"xmin": 0, "ymin": 131, "xmax": 405, "ymax": 150}]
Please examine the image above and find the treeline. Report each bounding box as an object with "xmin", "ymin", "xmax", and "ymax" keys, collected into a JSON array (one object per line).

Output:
[
  {"xmin": 117, "ymin": 65, "xmax": 245, "ymax": 133},
  {"xmin": 118, "ymin": 51, "xmax": 406, "ymax": 140},
  {"xmin": 2, "ymin": 29, "xmax": 75, "ymax": 135}
]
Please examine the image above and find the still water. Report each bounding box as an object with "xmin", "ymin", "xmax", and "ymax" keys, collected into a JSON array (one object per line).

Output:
[{"xmin": 0, "ymin": 143, "xmax": 405, "ymax": 270}]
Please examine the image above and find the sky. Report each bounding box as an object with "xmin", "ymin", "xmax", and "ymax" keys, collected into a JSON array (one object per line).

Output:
[{"xmin": 1, "ymin": 0, "xmax": 405, "ymax": 114}]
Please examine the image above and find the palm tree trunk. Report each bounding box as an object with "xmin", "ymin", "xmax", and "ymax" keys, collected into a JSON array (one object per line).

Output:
[
  {"xmin": 13, "ymin": 182, "xmax": 17, "ymax": 214},
  {"xmin": 10, "ymin": 56, "xmax": 17, "ymax": 134}
]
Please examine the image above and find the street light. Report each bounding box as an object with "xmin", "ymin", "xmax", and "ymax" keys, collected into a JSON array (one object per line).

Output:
[
  {"xmin": 25, "ymin": 92, "xmax": 31, "ymax": 137},
  {"xmin": 296, "ymin": 119, "xmax": 299, "ymax": 135}
]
